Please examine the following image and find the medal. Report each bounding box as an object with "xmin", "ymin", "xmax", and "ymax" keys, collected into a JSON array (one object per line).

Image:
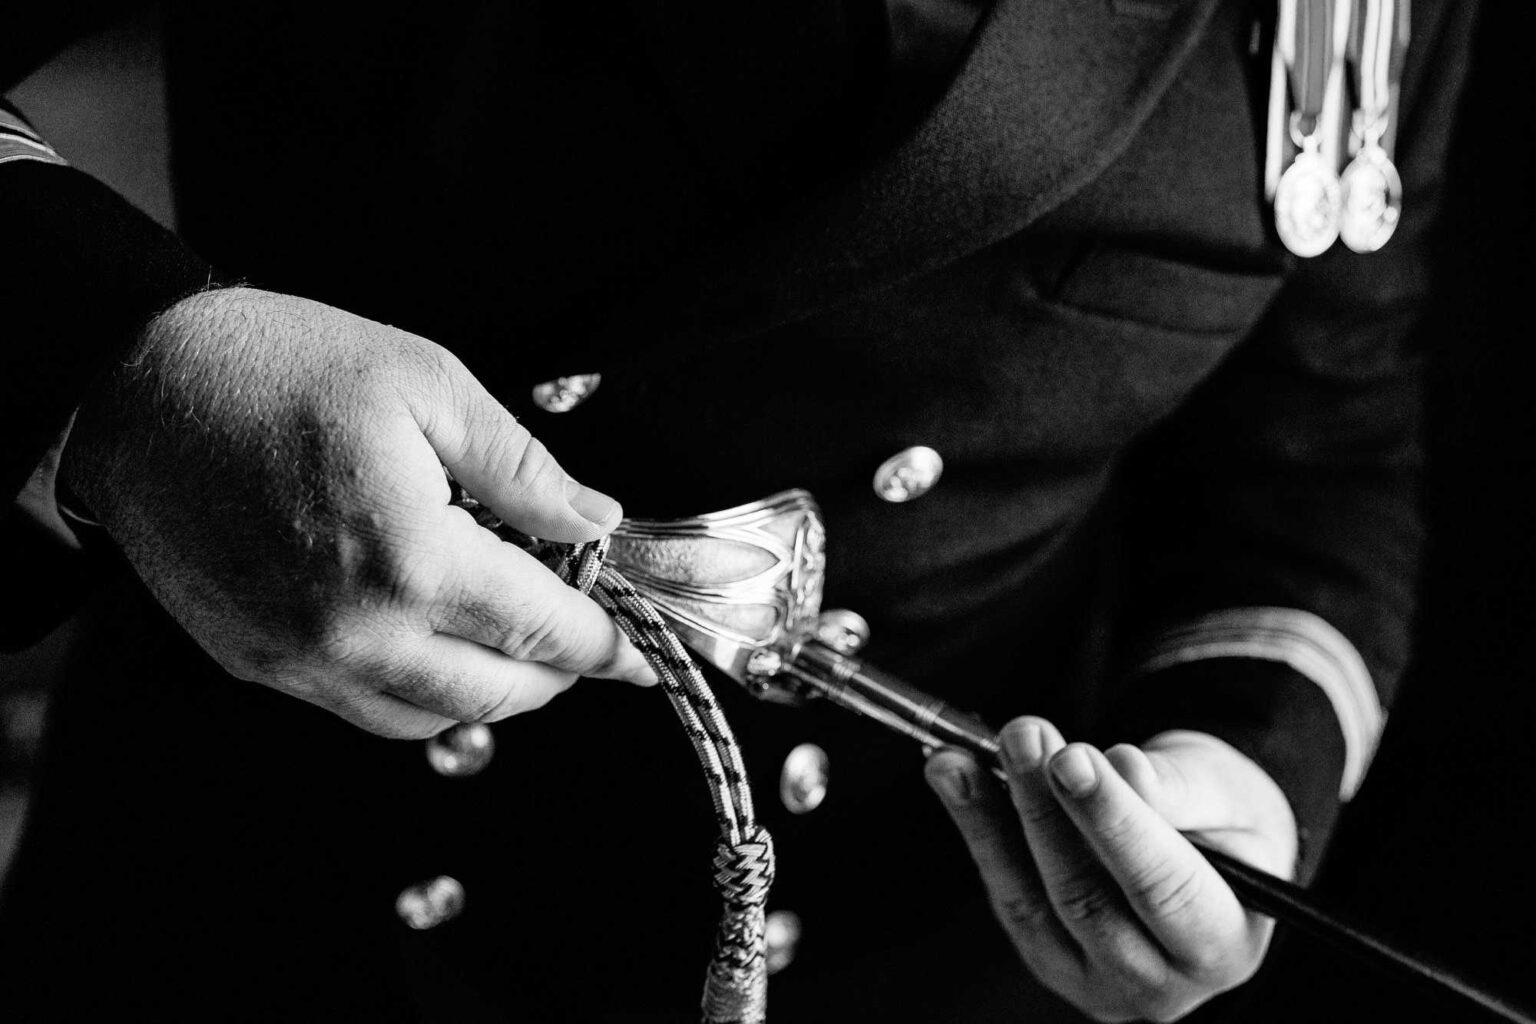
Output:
[
  {"xmin": 1276, "ymin": 138, "xmax": 1343, "ymax": 257},
  {"xmin": 1340, "ymin": 143, "xmax": 1402, "ymax": 252},
  {"xmin": 1340, "ymin": 0, "xmax": 1409, "ymax": 252},
  {"xmin": 1268, "ymin": 0, "xmax": 1349, "ymax": 257}
]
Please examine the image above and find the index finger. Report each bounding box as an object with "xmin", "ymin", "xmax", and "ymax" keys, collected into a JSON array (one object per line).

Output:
[
  {"xmin": 924, "ymin": 748, "xmax": 1083, "ymax": 972},
  {"xmin": 434, "ymin": 508, "xmax": 656, "ymax": 685},
  {"xmin": 1045, "ymin": 743, "xmax": 1249, "ymax": 970}
]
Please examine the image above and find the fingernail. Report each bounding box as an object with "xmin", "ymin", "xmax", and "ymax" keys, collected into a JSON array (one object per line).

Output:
[
  {"xmin": 1050, "ymin": 745, "xmax": 1098, "ymax": 798},
  {"xmin": 999, "ymin": 720, "xmax": 1044, "ymax": 770},
  {"xmin": 927, "ymin": 755, "xmax": 976, "ymax": 805},
  {"xmin": 566, "ymin": 479, "xmax": 619, "ymax": 525}
]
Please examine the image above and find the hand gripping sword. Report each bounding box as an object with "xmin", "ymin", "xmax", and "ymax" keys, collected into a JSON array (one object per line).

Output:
[{"xmin": 597, "ymin": 489, "xmax": 1532, "ymax": 1024}]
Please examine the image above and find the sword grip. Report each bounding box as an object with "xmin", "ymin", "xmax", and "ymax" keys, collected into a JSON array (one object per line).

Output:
[{"xmin": 785, "ymin": 640, "xmax": 1000, "ymax": 762}]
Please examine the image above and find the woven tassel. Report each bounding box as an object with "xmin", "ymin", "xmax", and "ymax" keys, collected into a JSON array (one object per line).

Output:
[{"xmin": 701, "ymin": 828, "xmax": 776, "ymax": 1023}]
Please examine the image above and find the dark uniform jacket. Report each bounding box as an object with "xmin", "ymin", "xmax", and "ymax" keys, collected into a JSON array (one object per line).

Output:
[{"xmin": 1, "ymin": 1, "xmax": 1476, "ymax": 1020}]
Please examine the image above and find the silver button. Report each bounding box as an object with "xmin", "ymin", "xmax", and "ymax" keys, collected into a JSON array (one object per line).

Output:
[
  {"xmin": 779, "ymin": 743, "xmax": 829, "ymax": 814},
  {"xmin": 531, "ymin": 373, "xmax": 601, "ymax": 413},
  {"xmin": 396, "ymin": 875, "xmax": 466, "ymax": 930},
  {"xmin": 764, "ymin": 910, "xmax": 803, "ymax": 975},
  {"xmin": 425, "ymin": 722, "xmax": 495, "ymax": 777},
  {"xmin": 872, "ymin": 446, "xmax": 943, "ymax": 503},
  {"xmin": 814, "ymin": 609, "xmax": 871, "ymax": 655}
]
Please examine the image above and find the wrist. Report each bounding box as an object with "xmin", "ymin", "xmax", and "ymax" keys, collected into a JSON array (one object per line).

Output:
[
  {"xmin": 56, "ymin": 286, "xmax": 243, "ymax": 529},
  {"xmin": 0, "ymin": 161, "xmax": 218, "ymax": 501}
]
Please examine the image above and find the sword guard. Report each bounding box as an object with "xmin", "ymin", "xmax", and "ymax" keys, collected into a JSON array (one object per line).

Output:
[{"xmin": 605, "ymin": 489, "xmax": 826, "ymax": 703}]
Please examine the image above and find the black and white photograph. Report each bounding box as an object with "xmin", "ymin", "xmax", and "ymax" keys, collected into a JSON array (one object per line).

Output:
[{"xmin": 2, "ymin": 2, "xmax": 1532, "ymax": 1021}]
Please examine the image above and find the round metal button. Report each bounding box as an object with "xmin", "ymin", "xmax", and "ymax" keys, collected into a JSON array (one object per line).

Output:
[
  {"xmin": 814, "ymin": 609, "xmax": 871, "ymax": 655},
  {"xmin": 764, "ymin": 910, "xmax": 803, "ymax": 975},
  {"xmin": 779, "ymin": 743, "xmax": 830, "ymax": 815},
  {"xmin": 530, "ymin": 373, "xmax": 601, "ymax": 413},
  {"xmin": 425, "ymin": 722, "xmax": 495, "ymax": 777},
  {"xmin": 396, "ymin": 875, "xmax": 466, "ymax": 930},
  {"xmin": 872, "ymin": 446, "xmax": 943, "ymax": 503}
]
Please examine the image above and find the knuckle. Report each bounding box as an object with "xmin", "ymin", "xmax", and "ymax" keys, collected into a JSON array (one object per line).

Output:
[
  {"xmin": 481, "ymin": 681, "xmax": 546, "ymax": 720},
  {"xmin": 582, "ymin": 625, "xmax": 626, "ymax": 678},
  {"xmin": 402, "ymin": 659, "xmax": 511, "ymax": 724},
  {"xmin": 1129, "ymin": 863, "xmax": 1206, "ymax": 923},
  {"xmin": 371, "ymin": 713, "xmax": 442, "ymax": 741},
  {"xmin": 1095, "ymin": 806, "xmax": 1144, "ymax": 850},
  {"xmin": 218, "ymin": 635, "xmax": 294, "ymax": 682},
  {"xmin": 991, "ymin": 892, "xmax": 1055, "ymax": 937},
  {"xmin": 954, "ymin": 814, "xmax": 1005, "ymax": 853},
  {"xmin": 225, "ymin": 627, "xmax": 327, "ymax": 686},
  {"xmin": 510, "ymin": 435, "xmax": 558, "ymax": 494},
  {"xmin": 219, "ymin": 604, "xmax": 389, "ymax": 688},
  {"xmin": 423, "ymin": 658, "xmax": 512, "ymax": 723},
  {"xmin": 303, "ymin": 611, "xmax": 399, "ymax": 679},
  {"xmin": 383, "ymin": 543, "xmax": 451, "ymax": 609},
  {"xmin": 350, "ymin": 692, "xmax": 440, "ymax": 740},
  {"xmin": 1054, "ymin": 877, "xmax": 1117, "ymax": 925},
  {"xmin": 494, "ymin": 604, "xmax": 563, "ymax": 664},
  {"xmin": 309, "ymin": 618, "xmax": 369, "ymax": 667},
  {"xmin": 470, "ymin": 671, "xmax": 569, "ymax": 723},
  {"xmin": 482, "ymin": 422, "xmax": 536, "ymax": 486},
  {"xmin": 1015, "ymin": 795, "xmax": 1066, "ymax": 832},
  {"xmin": 464, "ymin": 686, "xmax": 518, "ymax": 724}
]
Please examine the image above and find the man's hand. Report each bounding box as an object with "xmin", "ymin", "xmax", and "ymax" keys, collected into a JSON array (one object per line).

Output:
[
  {"xmin": 60, "ymin": 287, "xmax": 654, "ymax": 738},
  {"xmin": 925, "ymin": 719, "xmax": 1298, "ymax": 1022}
]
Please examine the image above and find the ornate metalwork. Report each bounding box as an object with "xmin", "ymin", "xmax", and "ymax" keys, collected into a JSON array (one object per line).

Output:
[{"xmin": 606, "ymin": 489, "xmax": 825, "ymax": 700}]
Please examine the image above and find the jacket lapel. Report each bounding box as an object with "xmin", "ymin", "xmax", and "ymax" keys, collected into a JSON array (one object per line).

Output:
[{"xmin": 561, "ymin": 0, "xmax": 1223, "ymax": 368}]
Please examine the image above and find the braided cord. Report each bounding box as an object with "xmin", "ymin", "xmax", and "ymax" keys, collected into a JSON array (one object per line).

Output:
[{"xmin": 557, "ymin": 540, "xmax": 775, "ymax": 1024}]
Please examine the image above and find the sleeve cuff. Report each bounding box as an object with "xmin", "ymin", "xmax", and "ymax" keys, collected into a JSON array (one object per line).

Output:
[
  {"xmin": 1131, "ymin": 607, "xmax": 1385, "ymax": 800},
  {"xmin": 1, "ymin": 158, "xmax": 216, "ymax": 500},
  {"xmin": 15, "ymin": 412, "xmax": 88, "ymax": 549},
  {"xmin": 0, "ymin": 108, "xmax": 67, "ymax": 168}
]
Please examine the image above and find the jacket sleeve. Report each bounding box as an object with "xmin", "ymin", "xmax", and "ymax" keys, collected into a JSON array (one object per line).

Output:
[
  {"xmin": 1104, "ymin": 1, "xmax": 1478, "ymax": 882},
  {"xmin": 2, "ymin": 95, "xmax": 214, "ymax": 648}
]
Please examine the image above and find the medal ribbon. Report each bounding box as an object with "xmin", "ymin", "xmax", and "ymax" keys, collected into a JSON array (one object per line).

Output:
[
  {"xmin": 1279, "ymin": 0, "xmax": 1336, "ymax": 140},
  {"xmin": 1348, "ymin": 0, "xmax": 1409, "ymax": 142}
]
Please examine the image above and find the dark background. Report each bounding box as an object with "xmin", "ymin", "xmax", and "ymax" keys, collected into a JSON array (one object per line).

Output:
[{"xmin": 2, "ymin": 3, "xmax": 1533, "ymax": 1021}]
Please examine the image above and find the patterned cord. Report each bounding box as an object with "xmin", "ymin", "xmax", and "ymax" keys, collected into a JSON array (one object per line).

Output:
[{"xmin": 556, "ymin": 540, "xmax": 775, "ymax": 1024}]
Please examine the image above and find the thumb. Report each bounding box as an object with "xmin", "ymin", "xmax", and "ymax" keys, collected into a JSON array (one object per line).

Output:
[
  {"xmin": 416, "ymin": 354, "xmax": 621, "ymax": 542},
  {"xmin": 1105, "ymin": 737, "xmax": 1221, "ymax": 832},
  {"xmin": 1139, "ymin": 731, "xmax": 1299, "ymax": 877},
  {"xmin": 1120, "ymin": 731, "xmax": 1270, "ymax": 835}
]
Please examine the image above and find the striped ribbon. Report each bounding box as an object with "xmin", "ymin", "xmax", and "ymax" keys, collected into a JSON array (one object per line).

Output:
[{"xmin": 0, "ymin": 109, "xmax": 66, "ymax": 168}]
